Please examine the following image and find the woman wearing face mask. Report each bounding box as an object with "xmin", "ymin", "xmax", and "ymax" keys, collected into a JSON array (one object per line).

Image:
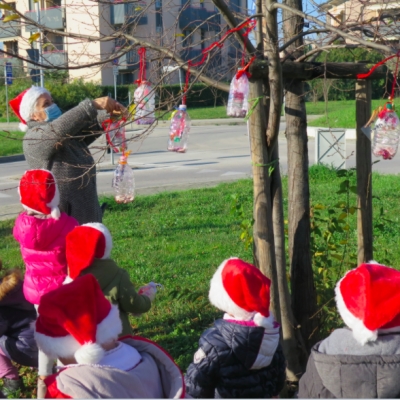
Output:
[{"xmin": 10, "ymin": 86, "xmax": 124, "ymax": 224}]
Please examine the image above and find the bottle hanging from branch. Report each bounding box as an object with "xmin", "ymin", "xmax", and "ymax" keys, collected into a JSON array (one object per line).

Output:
[
  {"xmin": 227, "ymin": 71, "xmax": 249, "ymax": 118},
  {"xmin": 103, "ymin": 118, "xmax": 127, "ymax": 153},
  {"xmin": 372, "ymin": 101, "xmax": 400, "ymax": 160},
  {"xmin": 134, "ymin": 81, "xmax": 155, "ymax": 125},
  {"xmin": 112, "ymin": 151, "xmax": 135, "ymax": 204},
  {"xmin": 167, "ymin": 104, "xmax": 191, "ymax": 153}
]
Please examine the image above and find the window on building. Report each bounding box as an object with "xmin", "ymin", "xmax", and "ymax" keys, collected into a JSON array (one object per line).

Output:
[
  {"xmin": 5, "ymin": 41, "xmax": 18, "ymax": 56},
  {"xmin": 230, "ymin": 0, "xmax": 240, "ymax": 13},
  {"xmin": 156, "ymin": 11, "xmax": 163, "ymax": 27}
]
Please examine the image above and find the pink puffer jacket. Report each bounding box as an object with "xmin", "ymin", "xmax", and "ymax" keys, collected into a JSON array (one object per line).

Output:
[{"xmin": 13, "ymin": 212, "xmax": 79, "ymax": 305}]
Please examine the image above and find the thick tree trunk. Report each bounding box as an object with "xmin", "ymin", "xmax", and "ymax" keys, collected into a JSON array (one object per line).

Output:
[
  {"xmin": 249, "ymin": 81, "xmax": 280, "ymax": 321},
  {"xmin": 355, "ymin": 79, "xmax": 373, "ymax": 264},
  {"xmin": 285, "ymin": 80, "xmax": 318, "ymax": 349},
  {"xmin": 283, "ymin": 0, "xmax": 318, "ymax": 351},
  {"xmin": 270, "ymin": 145, "xmax": 308, "ymax": 383}
]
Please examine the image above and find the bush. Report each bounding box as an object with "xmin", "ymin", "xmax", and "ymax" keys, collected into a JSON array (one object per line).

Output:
[{"xmin": 0, "ymin": 79, "xmax": 228, "ymax": 120}]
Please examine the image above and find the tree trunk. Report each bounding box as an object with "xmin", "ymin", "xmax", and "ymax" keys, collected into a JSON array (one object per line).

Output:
[
  {"xmin": 270, "ymin": 144, "xmax": 309, "ymax": 384},
  {"xmin": 282, "ymin": 0, "xmax": 318, "ymax": 351},
  {"xmin": 355, "ymin": 79, "xmax": 373, "ymax": 264},
  {"xmin": 249, "ymin": 80, "xmax": 280, "ymax": 321},
  {"xmin": 285, "ymin": 79, "xmax": 318, "ymax": 349}
]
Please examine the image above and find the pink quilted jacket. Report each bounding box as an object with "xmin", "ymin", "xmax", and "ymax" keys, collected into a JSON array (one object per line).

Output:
[{"xmin": 13, "ymin": 212, "xmax": 79, "ymax": 305}]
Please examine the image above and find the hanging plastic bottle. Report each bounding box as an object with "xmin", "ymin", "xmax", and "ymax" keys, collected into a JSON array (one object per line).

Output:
[
  {"xmin": 372, "ymin": 101, "xmax": 400, "ymax": 160},
  {"xmin": 112, "ymin": 151, "xmax": 135, "ymax": 204},
  {"xmin": 227, "ymin": 71, "xmax": 249, "ymax": 118},
  {"xmin": 167, "ymin": 104, "xmax": 191, "ymax": 153},
  {"xmin": 134, "ymin": 81, "xmax": 155, "ymax": 125},
  {"xmin": 103, "ymin": 118, "xmax": 127, "ymax": 153}
]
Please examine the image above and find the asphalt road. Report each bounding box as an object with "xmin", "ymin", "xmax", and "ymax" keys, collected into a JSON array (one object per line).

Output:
[{"xmin": 0, "ymin": 123, "xmax": 399, "ymax": 221}]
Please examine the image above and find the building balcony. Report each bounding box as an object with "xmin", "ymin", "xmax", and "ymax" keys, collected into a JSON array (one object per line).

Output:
[
  {"xmin": 178, "ymin": 6, "xmax": 221, "ymax": 30},
  {"xmin": 116, "ymin": 49, "xmax": 139, "ymax": 70},
  {"xmin": 25, "ymin": 7, "xmax": 65, "ymax": 32},
  {"xmin": 41, "ymin": 50, "xmax": 68, "ymax": 68},
  {"xmin": 0, "ymin": 19, "xmax": 21, "ymax": 39},
  {"xmin": 111, "ymin": 2, "xmax": 147, "ymax": 25}
]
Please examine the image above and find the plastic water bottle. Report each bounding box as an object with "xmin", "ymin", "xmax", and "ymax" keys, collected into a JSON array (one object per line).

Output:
[
  {"xmin": 227, "ymin": 72, "xmax": 249, "ymax": 118},
  {"xmin": 167, "ymin": 104, "xmax": 191, "ymax": 153},
  {"xmin": 112, "ymin": 152, "xmax": 135, "ymax": 203},
  {"xmin": 372, "ymin": 103, "xmax": 400, "ymax": 160},
  {"xmin": 134, "ymin": 81, "xmax": 155, "ymax": 125}
]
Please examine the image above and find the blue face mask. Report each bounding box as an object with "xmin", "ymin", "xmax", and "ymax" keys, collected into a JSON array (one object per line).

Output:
[{"xmin": 45, "ymin": 103, "xmax": 62, "ymax": 122}]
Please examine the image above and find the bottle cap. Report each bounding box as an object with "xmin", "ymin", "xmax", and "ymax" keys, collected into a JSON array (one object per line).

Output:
[
  {"xmin": 119, "ymin": 150, "xmax": 131, "ymax": 165},
  {"xmin": 178, "ymin": 104, "xmax": 187, "ymax": 111},
  {"xmin": 387, "ymin": 103, "xmax": 393, "ymax": 110}
]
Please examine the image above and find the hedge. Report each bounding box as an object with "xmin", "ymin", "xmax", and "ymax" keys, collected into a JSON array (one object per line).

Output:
[{"xmin": 0, "ymin": 80, "xmax": 229, "ymax": 119}]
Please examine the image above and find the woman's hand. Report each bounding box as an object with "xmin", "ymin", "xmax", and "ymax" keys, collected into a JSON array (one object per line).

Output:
[{"xmin": 92, "ymin": 96, "xmax": 127, "ymax": 116}]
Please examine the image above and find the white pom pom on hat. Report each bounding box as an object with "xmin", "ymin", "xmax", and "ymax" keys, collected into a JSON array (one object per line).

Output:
[{"xmin": 34, "ymin": 274, "xmax": 122, "ymax": 364}]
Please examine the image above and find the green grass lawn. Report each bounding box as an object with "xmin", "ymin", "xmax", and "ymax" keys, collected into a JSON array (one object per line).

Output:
[
  {"xmin": 0, "ymin": 131, "xmax": 24, "ymax": 157},
  {"xmin": 156, "ymin": 105, "xmax": 229, "ymax": 120},
  {"xmin": 2, "ymin": 166, "xmax": 400, "ymax": 397},
  {"xmin": 307, "ymin": 99, "xmax": 400, "ymax": 128}
]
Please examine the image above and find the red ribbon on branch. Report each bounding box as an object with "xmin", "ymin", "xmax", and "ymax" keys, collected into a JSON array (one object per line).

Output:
[
  {"xmin": 182, "ymin": 19, "xmax": 257, "ymax": 105},
  {"xmin": 357, "ymin": 50, "xmax": 400, "ymax": 99},
  {"xmin": 135, "ymin": 47, "xmax": 147, "ymax": 85}
]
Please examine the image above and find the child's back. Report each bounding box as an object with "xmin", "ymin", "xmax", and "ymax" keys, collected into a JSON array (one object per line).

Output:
[
  {"xmin": 13, "ymin": 170, "xmax": 78, "ymax": 305},
  {"xmin": 14, "ymin": 212, "xmax": 78, "ymax": 304},
  {"xmin": 185, "ymin": 258, "xmax": 286, "ymax": 398},
  {"xmin": 185, "ymin": 318, "xmax": 285, "ymax": 398},
  {"xmin": 66, "ymin": 223, "xmax": 155, "ymax": 336},
  {"xmin": 0, "ymin": 268, "xmax": 38, "ymax": 367},
  {"xmin": 299, "ymin": 262, "xmax": 400, "ymax": 399}
]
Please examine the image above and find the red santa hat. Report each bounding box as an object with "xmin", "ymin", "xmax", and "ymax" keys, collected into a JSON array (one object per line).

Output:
[
  {"xmin": 18, "ymin": 169, "xmax": 60, "ymax": 219},
  {"xmin": 66, "ymin": 223, "xmax": 113, "ymax": 279},
  {"xmin": 335, "ymin": 262, "xmax": 400, "ymax": 345},
  {"xmin": 209, "ymin": 258, "xmax": 275, "ymax": 328},
  {"xmin": 9, "ymin": 86, "xmax": 50, "ymax": 132},
  {"xmin": 35, "ymin": 274, "xmax": 122, "ymax": 364}
]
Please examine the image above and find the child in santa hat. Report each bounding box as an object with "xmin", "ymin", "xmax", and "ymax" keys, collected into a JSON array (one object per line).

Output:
[
  {"xmin": 185, "ymin": 257, "xmax": 286, "ymax": 398},
  {"xmin": 34, "ymin": 273, "xmax": 185, "ymax": 399},
  {"xmin": 13, "ymin": 169, "xmax": 78, "ymax": 393},
  {"xmin": 299, "ymin": 262, "xmax": 400, "ymax": 398},
  {"xmin": 65, "ymin": 223, "xmax": 156, "ymax": 336},
  {"xmin": 0, "ymin": 262, "xmax": 38, "ymax": 396}
]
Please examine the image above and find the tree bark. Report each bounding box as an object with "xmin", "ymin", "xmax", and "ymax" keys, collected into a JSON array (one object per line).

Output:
[
  {"xmin": 356, "ymin": 79, "xmax": 373, "ymax": 264},
  {"xmin": 249, "ymin": 60, "xmax": 388, "ymax": 81},
  {"xmin": 270, "ymin": 145, "xmax": 308, "ymax": 383},
  {"xmin": 248, "ymin": 80, "xmax": 280, "ymax": 321},
  {"xmin": 283, "ymin": 0, "xmax": 318, "ymax": 351}
]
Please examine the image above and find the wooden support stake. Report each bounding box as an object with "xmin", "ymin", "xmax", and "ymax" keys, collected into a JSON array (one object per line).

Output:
[{"xmin": 355, "ymin": 78, "xmax": 373, "ymax": 264}]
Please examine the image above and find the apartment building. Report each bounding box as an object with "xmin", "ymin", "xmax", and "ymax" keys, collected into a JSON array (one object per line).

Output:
[
  {"xmin": 0, "ymin": 0, "xmax": 247, "ymax": 85},
  {"xmin": 321, "ymin": 0, "xmax": 400, "ymax": 42}
]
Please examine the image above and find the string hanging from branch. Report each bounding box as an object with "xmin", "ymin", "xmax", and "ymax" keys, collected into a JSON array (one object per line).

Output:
[
  {"xmin": 167, "ymin": 19, "xmax": 257, "ymax": 153},
  {"xmin": 358, "ymin": 51, "xmax": 400, "ymax": 160},
  {"xmin": 134, "ymin": 47, "xmax": 156, "ymax": 125}
]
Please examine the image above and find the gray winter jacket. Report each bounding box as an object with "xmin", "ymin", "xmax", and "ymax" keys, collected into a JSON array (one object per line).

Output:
[
  {"xmin": 23, "ymin": 99, "xmax": 108, "ymax": 224},
  {"xmin": 299, "ymin": 328, "xmax": 400, "ymax": 398}
]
